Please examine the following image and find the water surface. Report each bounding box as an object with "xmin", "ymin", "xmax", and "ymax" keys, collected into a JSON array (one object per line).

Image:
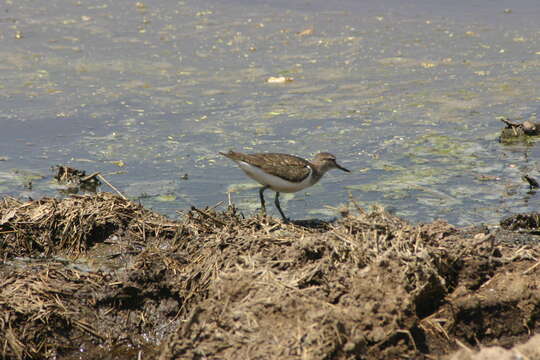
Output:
[{"xmin": 1, "ymin": 0, "xmax": 539, "ymax": 225}]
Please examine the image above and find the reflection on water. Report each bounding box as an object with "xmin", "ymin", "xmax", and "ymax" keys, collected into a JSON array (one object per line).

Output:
[{"xmin": 1, "ymin": 0, "xmax": 540, "ymax": 225}]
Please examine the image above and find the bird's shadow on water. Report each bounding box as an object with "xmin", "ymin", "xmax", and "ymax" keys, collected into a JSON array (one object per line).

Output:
[
  {"xmin": 288, "ymin": 218, "xmax": 335, "ymax": 230},
  {"xmin": 244, "ymin": 211, "xmax": 339, "ymax": 231}
]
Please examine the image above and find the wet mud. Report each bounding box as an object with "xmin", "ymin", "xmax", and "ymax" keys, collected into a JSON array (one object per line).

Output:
[{"xmin": 0, "ymin": 193, "xmax": 539, "ymax": 359}]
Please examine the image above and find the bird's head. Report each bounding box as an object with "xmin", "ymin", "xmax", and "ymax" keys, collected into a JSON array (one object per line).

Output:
[{"xmin": 313, "ymin": 152, "xmax": 350, "ymax": 174}]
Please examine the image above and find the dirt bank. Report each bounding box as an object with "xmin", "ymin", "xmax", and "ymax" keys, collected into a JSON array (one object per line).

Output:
[{"xmin": 0, "ymin": 193, "xmax": 539, "ymax": 359}]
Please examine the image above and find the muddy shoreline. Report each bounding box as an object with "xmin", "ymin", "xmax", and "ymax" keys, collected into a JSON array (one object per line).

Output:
[{"xmin": 0, "ymin": 193, "xmax": 539, "ymax": 359}]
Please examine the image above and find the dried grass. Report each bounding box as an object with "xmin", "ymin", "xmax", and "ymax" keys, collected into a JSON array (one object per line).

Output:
[
  {"xmin": 0, "ymin": 262, "xmax": 107, "ymax": 359},
  {"xmin": 0, "ymin": 193, "xmax": 176, "ymax": 258},
  {"xmin": 159, "ymin": 206, "xmax": 456, "ymax": 359},
  {"xmin": 0, "ymin": 193, "xmax": 538, "ymax": 359}
]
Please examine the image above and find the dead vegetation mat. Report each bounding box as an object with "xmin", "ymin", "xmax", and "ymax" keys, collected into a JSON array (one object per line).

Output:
[{"xmin": 0, "ymin": 193, "xmax": 539, "ymax": 359}]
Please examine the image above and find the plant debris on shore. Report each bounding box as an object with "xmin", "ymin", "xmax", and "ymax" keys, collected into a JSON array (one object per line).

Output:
[{"xmin": 0, "ymin": 193, "xmax": 539, "ymax": 359}]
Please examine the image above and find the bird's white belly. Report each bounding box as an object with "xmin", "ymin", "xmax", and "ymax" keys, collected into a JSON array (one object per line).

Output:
[{"xmin": 237, "ymin": 161, "xmax": 313, "ymax": 193}]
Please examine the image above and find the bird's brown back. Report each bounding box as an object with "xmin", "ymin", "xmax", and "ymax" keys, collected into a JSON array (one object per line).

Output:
[{"xmin": 220, "ymin": 151, "xmax": 312, "ymax": 183}]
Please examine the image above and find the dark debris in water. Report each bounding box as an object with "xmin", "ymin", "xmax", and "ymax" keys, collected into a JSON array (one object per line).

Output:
[
  {"xmin": 499, "ymin": 117, "xmax": 540, "ymax": 139},
  {"xmin": 522, "ymin": 175, "xmax": 540, "ymax": 190},
  {"xmin": 0, "ymin": 193, "xmax": 539, "ymax": 359},
  {"xmin": 54, "ymin": 165, "xmax": 101, "ymax": 193},
  {"xmin": 501, "ymin": 212, "xmax": 540, "ymax": 232}
]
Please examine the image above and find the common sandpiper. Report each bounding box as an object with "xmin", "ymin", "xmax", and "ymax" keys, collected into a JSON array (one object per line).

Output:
[{"xmin": 220, "ymin": 151, "xmax": 350, "ymax": 221}]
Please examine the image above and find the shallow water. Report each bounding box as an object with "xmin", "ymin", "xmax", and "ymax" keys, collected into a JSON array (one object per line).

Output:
[{"xmin": 1, "ymin": 0, "xmax": 539, "ymax": 225}]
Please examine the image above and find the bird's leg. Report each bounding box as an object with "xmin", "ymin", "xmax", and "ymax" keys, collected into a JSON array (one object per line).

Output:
[
  {"xmin": 274, "ymin": 192, "xmax": 289, "ymax": 222},
  {"xmin": 259, "ymin": 186, "xmax": 269, "ymax": 215}
]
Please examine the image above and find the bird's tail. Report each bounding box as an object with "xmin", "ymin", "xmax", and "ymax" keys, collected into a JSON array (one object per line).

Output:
[{"xmin": 219, "ymin": 150, "xmax": 236, "ymax": 159}]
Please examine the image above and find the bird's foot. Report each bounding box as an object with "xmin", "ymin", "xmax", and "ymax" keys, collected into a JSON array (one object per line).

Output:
[{"xmin": 258, "ymin": 209, "xmax": 269, "ymax": 223}]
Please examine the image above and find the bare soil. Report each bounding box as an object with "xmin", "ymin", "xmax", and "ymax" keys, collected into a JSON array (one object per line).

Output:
[{"xmin": 0, "ymin": 193, "xmax": 539, "ymax": 359}]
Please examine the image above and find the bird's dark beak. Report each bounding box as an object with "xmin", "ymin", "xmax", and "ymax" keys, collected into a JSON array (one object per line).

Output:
[{"xmin": 335, "ymin": 162, "xmax": 350, "ymax": 173}]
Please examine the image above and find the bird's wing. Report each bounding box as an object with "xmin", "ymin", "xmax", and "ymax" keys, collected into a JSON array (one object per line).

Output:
[{"xmin": 243, "ymin": 153, "xmax": 312, "ymax": 183}]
